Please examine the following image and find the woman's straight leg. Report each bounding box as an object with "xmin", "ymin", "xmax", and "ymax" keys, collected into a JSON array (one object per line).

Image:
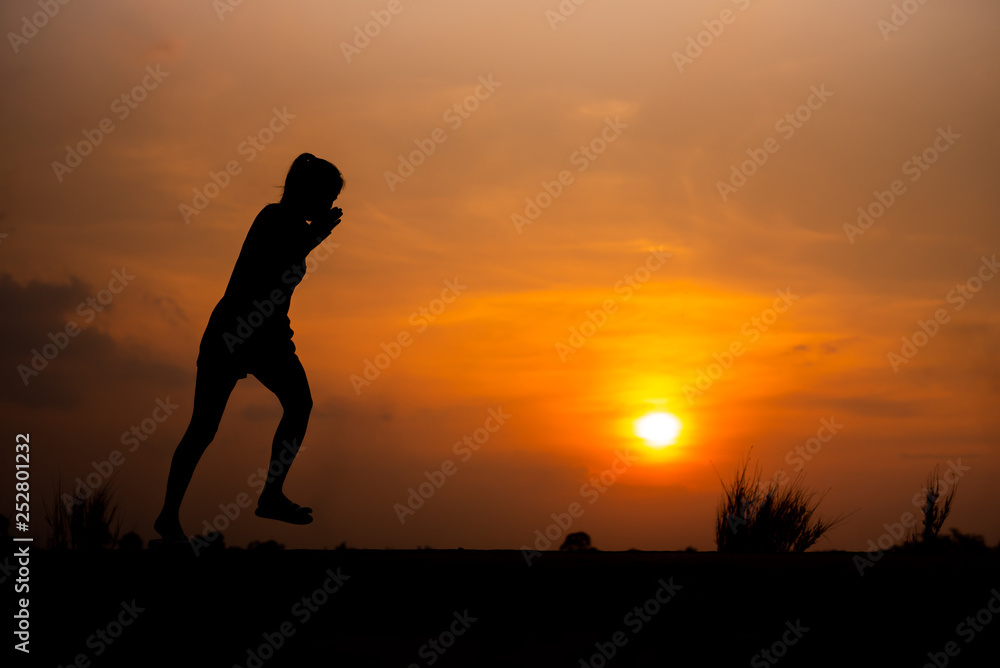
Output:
[{"xmin": 154, "ymin": 364, "xmax": 239, "ymax": 538}]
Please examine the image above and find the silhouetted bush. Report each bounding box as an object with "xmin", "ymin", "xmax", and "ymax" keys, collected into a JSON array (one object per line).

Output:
[
  {"xmin": 892, "ymin": 468, "xmax": 984, "ymax": 553},
  {"xmin": 916, "ymin": 465, "xmax": 957, "ymax": 543},
  {"xmin": 118, "ymin": 531, "xmax": 143, "ymax": 552},
  {"xmin": 44, "ymin": 477, "xmax": 121, "ymax": 550},
  {"xmin": 894, "ymin": 528, "xmax": 994, "ymax": 555},
  {"xmin": 943, "ymin": 528, "xmax": 989, "ymax": 553},
  {"xmin": 559, "ymin": 531, "xmax": 595, "ymax": 551},
  {"xmin": 715, "ymin": 453, "xmax": 843, "ymax": 553}
]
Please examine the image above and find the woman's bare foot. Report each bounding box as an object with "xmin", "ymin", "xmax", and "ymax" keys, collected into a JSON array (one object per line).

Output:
[{"xmin": 154, "ymin": 512, "xmax": 187, "ymax": 541}]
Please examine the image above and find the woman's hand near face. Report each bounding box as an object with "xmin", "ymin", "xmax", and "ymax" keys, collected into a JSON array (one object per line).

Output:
[{"xmin": 312, "ymin": 207, "xmax": 343, "ymax": 238}]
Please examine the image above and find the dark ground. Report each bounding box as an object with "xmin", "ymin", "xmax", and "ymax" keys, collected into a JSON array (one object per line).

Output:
[{"xmin": 14, "ymin": 548, "xmax": 1000, "ymax": 667}]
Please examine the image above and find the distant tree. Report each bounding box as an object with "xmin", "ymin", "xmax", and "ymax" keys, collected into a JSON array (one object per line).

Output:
[
  {"xmin": 715, "ymin": 452, "xmax": 844, "ymax": 553},
  {"xmin": 559, "ymin": 531, "xmax": 595, "ymax": 551}
]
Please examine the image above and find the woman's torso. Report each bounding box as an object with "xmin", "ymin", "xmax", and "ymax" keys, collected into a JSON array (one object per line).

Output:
[{"xmin": 198, "ymin": 203, "xmax": 311, "ymax": 367}]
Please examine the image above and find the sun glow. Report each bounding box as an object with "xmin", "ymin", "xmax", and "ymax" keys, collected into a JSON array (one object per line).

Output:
[{"xmin": 634, "ymin": 411, "xmax": 683, "ymax": 448}]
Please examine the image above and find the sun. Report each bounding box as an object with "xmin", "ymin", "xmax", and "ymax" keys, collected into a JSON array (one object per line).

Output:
[{"xmin": 634, "ymin": 411, "xmax": 683, "ymax": 448}]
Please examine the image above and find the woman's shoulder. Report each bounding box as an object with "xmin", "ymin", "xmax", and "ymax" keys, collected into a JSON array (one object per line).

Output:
[
  {"xmin": 256, "ymin": 202, "xmax": 285, "ymax": 220},
  {"xmin": 247, "ymin": 203, "xmax": 288, "ymax": 232}
]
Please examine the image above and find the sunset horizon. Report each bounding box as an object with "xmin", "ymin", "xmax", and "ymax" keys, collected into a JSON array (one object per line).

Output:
[{"xmin": 2, "ymin": 0, "xmax": 998, "ymax": 557}]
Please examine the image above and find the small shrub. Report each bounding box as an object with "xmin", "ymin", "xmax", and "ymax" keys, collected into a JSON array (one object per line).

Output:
[
  {"xmin": 895, "ymin": 467, "xmax": 964, "ymax": 553},
  {"xmin": 44, "ymin": 477, "xmax": 121, "ymax": 550},
  {"xmin": 715, "ymin": 452, "xmax": 844, "ymax": 553},
  {"xmin": 119, "ymin": 531, "xmax": 143, "ymax": 552},
  {"xmin": 917, "ymin": 465, "xmax": 957, "ymax": 544},
  {"xmin": 559, "ymin": 531, "xmax": 594, "ymax": 551}
]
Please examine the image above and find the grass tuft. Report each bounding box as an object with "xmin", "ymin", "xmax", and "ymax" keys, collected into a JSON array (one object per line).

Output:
[{"xmin": 715, "ymin": 451, "xmax": 845, "ymax": 553}]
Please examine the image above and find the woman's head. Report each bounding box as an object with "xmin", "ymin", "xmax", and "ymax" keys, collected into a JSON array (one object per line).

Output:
[{"xmin": 280, "ymin": 153, "xmax": 344, "ymax": 220}]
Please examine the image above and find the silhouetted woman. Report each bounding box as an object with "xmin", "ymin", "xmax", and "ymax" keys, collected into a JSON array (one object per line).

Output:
[{"xmin": 155, "ymin": 153, "xmax": 344, "ymax": 542}]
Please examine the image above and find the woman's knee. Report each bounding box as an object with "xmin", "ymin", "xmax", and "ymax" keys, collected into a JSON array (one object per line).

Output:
[{"xmin": 174, "ymin": 427, "xmax": 216, "ymax": 460}]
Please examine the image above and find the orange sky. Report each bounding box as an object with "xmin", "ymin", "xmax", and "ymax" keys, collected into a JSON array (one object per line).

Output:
[{"xmin": 2, "ymin": 0, "xmax": 999, "ymax": 550}]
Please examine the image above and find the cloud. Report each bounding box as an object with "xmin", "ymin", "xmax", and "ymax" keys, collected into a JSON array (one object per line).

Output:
[{"xmin": 0, "ymin": 273, "xmax": 188, "ymax": 409}]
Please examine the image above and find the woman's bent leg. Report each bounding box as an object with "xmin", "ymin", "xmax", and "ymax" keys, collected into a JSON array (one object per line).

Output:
[{"xmin": 251, "ymin": 353, "xmax": 313, "ymax": 503}]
